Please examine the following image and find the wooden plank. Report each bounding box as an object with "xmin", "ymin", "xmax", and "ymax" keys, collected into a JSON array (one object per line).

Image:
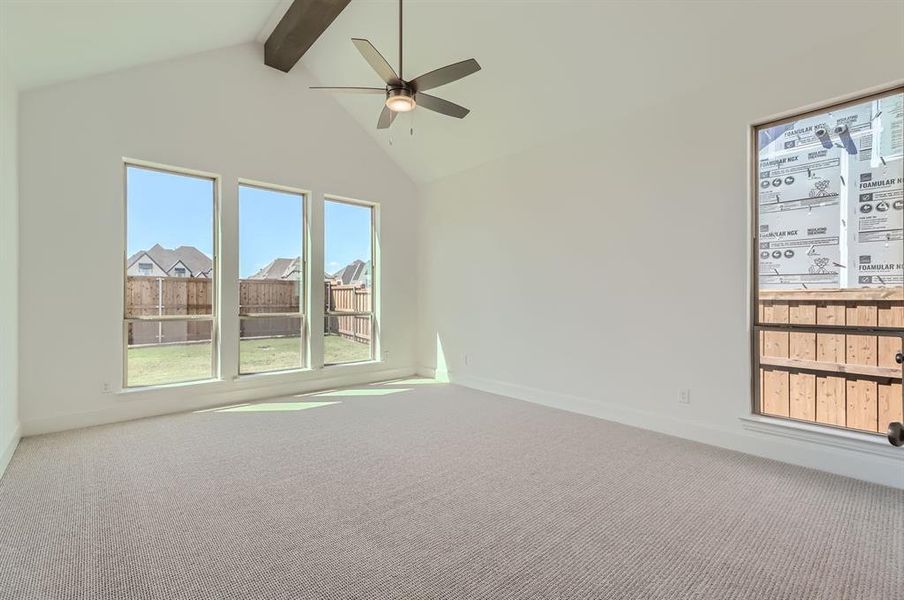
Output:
[
  {"xmin": 816, "ymin": 303, "xmax": 846, "ymax": 363},
  {"xmin": 877, "ymin": 304, "xmax": 904, "ymax": 368},
  {"xmin": 762, "ymin": 302, "xmax": 789, "ymax": 357},
  {"xmin": 814, "ymin": 301, "xmax": 847, "ymax": 426},
  {"xmin": 760, "ymin": 289, "xmax": 903, "ymax": 301},
  {"xmin": 846, "ymin": 304, "xmax": 878, "ymax": 366},
  {"xmin": 788, "ymin": 302, "xmax": 816, "ymax": 422},
  {"xmin": 788, "ymin": 302, "xmax": 816, "ymax": 359},
  {"xmin": 762, "ymin": 368, "xmax": 790, "ymax": 417},
  {"xmin": 816, "ymin": 376, "xmax": 846, "ymax": 426},
  {"xmin": 758, "ymin": 356, "xmax": 902, "ymax": 379},
  {"xmin": 759, "ymin": 304, "xmax": 783, "ymax": 419},
  {"xmin": 789, "ymin": 372, "xmax": 816, "ymax": 421},
  {"xmin": 762, "ymin": 301, "xmax": 789, "ymax": 325},
  {"xmin": 878, "ymin": 383, "xmax": 904, "ymax": 431},
  {"xmin": 846, "ymin": 380, "xmax": 878, "ymax": 432},
  {"xmin": 876, "ymin": 304, "xmax": 903, "ymax": 427},
  {"xmin": 265, "ymin": 0, "xmax": 352, "ymax": 73},
  {"xmin": 758, "ymin": 302, "xmax": 764, "ymax": 361},
  {"xmin": 846, "ymin": 295, "xmax": 880, "ymax": 433}
]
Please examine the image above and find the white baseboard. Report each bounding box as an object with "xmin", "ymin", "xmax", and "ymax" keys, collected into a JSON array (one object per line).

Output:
[
  {"xmin": 0, "ymin": 424, "xmax": 21, "ymax": 480},
  {"xmin": 22, "ymin": 367, "xmax": 416, "ymax": 437},
  {"xmin": 416, "ymin": 366, "xmax": 437, "ymax": 378},
  {"xmin": 451, "ymin": 373, "xmax": 904, "ymax": 489}
]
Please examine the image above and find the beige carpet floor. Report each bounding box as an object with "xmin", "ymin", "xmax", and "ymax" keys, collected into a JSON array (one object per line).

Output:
[{"xmin": 0, "ymin": 380, "xmax": 901, "ymax": 599}]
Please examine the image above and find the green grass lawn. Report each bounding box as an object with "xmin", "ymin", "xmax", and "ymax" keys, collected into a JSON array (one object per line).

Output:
[
  {"xmin": 322, "ymin": 334, "xmax": 372, "ymax": 365},
  {"xmin": 126, "ymin": 335, "xmax": 372, "ymax": 387}
]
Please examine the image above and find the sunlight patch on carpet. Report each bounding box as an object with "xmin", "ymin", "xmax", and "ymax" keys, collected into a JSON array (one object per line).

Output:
[
  {"xmin": 200, "ymin": 401, "xmax": 340, "ymax": 413},
  {"xmin": 311, "ymin": 388, "xmax": 410, "ymax": 397}
]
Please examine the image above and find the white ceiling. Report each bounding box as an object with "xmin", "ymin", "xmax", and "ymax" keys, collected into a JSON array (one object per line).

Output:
[
  {"xmin": 2, "ymin": 0, "xmax": 902, "ymax": 183},
  {"xmin": 0, "ymin": 0, "xmax": 284, "ymax": 89}
]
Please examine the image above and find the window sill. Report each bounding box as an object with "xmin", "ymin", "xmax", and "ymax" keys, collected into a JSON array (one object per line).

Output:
[
  {"xmin": 119, "ymin": 377, "xmax": 221, "ymax": 396},
  {"xmin": 740, "ymin": 414, "xmax": 900, "ymax": 459},
  {"xmin": 323, "ymin": 359, "xmax": 382, "ymax": 370},
  {"xmin": 234, "ymin": 367, "xmax": 312, "ymax": 382}
]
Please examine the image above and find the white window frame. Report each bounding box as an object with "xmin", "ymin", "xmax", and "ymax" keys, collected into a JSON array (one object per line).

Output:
[
  {"xmin": 237, "ymin": 179, "xmax": 311, "ymax": 376},
  {"xmin": 122, "ymin": 159, "xmax": 221, "ymax": 389},
  {"xmin": 323, "ymin": 194, "xmax": 380, "ymax": 366}
]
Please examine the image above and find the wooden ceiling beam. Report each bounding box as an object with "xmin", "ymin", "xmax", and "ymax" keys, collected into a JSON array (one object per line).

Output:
[{"xmin": 264, "ymin": 0, "xmax": 351, "ymax": 73}]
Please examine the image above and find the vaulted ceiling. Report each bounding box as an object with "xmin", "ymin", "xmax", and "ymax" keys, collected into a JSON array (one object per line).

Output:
[
  {"xmin": 2, "ymin": 0, "xmax": 902, "ymax": 183},
  {"xmin": 0, "ymin": 0, "xmax": 283, "ymax": 88},
  {"xmin": 298, "ymin": 0, "xmax": 903, "ymax": 182}
]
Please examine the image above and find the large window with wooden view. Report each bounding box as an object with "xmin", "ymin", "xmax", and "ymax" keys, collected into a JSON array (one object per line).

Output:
[
  {"xmin": 125, "ymin": 164, "xmax": 217, "ymax": 387},
  {"xmin": 754, "ymin": 88, "xmax": 904, "ymax": 435},
  {"xmin": 239, "ymin": 183, "xmax": 306, "ymax": 374},
  {"xmin": 324, "ymin": 198, "xmax": 376, "ymax": 365}
]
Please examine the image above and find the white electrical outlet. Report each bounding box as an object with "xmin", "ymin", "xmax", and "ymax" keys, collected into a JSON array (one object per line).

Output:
[
  {"xmin": 679, "ymin": 389, "xmax": 691, "ymax": 404},
  {"xmin": 464, "ymin": 354, "xmax": 471, "ymax": 366},
  {"xmin": 102, "ymin": 382, "xmax": 113, "ymax": 394}
]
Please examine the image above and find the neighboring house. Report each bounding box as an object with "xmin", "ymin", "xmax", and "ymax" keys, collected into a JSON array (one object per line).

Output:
[
  {"xmin": 248, "ymin": 257, "xmax": 302, "ymax": 280},
  {"xmin": 127, "ymin": 244, "xmax": 213, "ymax": 278},
  {"xmin": 250, "ymin": 257, "xmax": 370, "ymax": 287},
  {"xmin": 330, "ymin": 259, "xmax": 371, "ymax": 287}
]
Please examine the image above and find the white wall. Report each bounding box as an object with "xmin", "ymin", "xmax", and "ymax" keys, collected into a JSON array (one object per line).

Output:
[
  {"xmin": 418, "ymin": 29, "xmax": 904, "ymax": 487},
  {"xmin": 18, "ymin": 43, "xmax": 419, "ymax": 435},
  {"xmin": 0, "ymin": 43, "xmax": 21, "ymax": 476}
]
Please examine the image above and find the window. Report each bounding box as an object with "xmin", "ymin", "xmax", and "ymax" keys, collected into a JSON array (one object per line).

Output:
[
  {"xmin": 124, "ymin": 163, "xmax": 217, "ymax": 387},
  {"xmin": 174, "ymin": 267, "xmax": 186, "ymax": 277},
  {"xmin": 324, "ymin": 198, "xmax": 376, "ymax": 365},
  {"xmin": 753, "ymin": 88, "xmax": 903, "ymax": 435},
  {"xmin": 239, "ymin": 183, "xmax": 306, "ymax": 374}
]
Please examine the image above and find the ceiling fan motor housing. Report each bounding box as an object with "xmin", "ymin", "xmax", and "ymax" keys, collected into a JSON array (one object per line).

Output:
[
  {"xmin": 385, "ymin": 86, "xmax": 417, "ymax": 112},
  {"xmin": 387, "ymin": 85, "xmax": 413, "ymax": 97}
]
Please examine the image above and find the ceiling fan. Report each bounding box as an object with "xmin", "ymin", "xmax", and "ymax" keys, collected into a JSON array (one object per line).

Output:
[{"xmin": 310, "ymin": 0, "xmax": 481, "ymax": 129}]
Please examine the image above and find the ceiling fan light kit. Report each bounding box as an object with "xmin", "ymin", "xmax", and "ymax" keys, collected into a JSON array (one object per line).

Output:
[
  {"xmin": 385, "ymin": 89, "xmax": 416, "ymax": 113},
  {"xmin": 311, "ymin": 0, "xmax": 480, "ymax": 129}
]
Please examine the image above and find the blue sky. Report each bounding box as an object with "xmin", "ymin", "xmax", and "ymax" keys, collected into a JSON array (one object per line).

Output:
[
  {"xmin": 127, "ymin": 166, "xmax": 372, "ymax": 278},
  {"xmin": 127, "ymin": 166, "xmax": 213, "ymax": 258},
  {"xmin": 239, "ymin": 185, "xmax": 302, "ymax": 278},
  {"xmin": 324, "ymin": 200, "xmax": 372, "ymax": 276}
]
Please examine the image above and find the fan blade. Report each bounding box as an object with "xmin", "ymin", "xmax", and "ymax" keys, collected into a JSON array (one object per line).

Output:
[
  {"xmin": 352, "ymin": 38, "xmax": 400, "ymax": 85},
  {"xmin": 310, "ymin": 86, "xmax": 386, "ymax": 94},
  {"xmin": 409, "ymin": 59, "xmax": 480, "ymax": 92},
  {"xmin": 416, "ymin": 93, "xmax": 470, "ymax": 119},
  {"xmin": 377, "ymin": 105, "xmax": 397, "ymax": 129}
]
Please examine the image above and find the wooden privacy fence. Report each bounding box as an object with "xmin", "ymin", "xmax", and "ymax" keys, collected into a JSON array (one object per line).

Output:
[
  {"xmin": 325, "ymin": 282, "xmax": 372, "ymax": 343},
  {"xmin": 758, "ymin": 289, "xmax": 904, "ymax": 433},
  {"xmin": 126, "ymin": 276, "xmax": 371, "ymax": 345},
  {"xmin": 126, "ymin": 276, "xmax": 213, "ymax": 345},
  {"xmin": 239, "ymin": 279, "xmax": 299, "ymax": 314}
]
